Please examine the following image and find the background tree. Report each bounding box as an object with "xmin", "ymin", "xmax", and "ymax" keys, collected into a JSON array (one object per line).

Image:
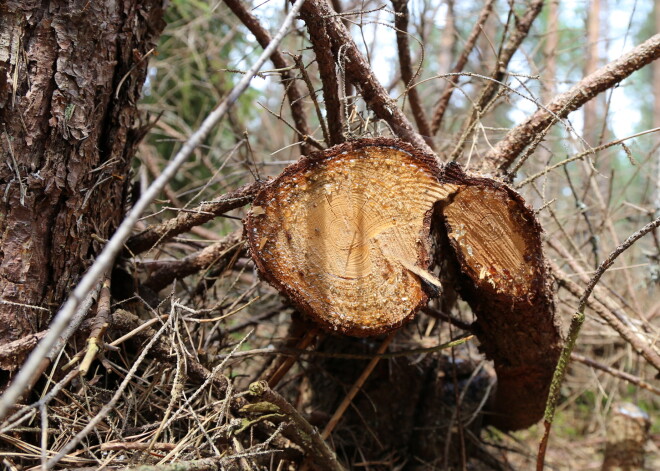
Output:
[{"xmin": 0, "ymin": 0, "xmax": 658, "ymax": 470}]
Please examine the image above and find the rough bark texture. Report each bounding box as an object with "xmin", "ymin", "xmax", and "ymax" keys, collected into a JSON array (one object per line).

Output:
[
  {"xmin": 296, "ymin": 0, "xmax": 434, "ymax": 156},
  {"xmin": 299, "ymin": 7, "xmax": 345, "ymax": 146},
  {"xmin": 437, "ymin": 164, "xmax": 562, "ymax": 430},
  {"xmin": 0, "ymin": 0, "xmax": 166, "ymax": 369}
]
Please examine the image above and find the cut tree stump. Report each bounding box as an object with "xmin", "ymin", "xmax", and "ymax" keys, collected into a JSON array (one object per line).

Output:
[
  {"xmin": 246, "ymin": 139, "xmax": 457, "ymax": 336},
  {"xmin": 246, "ymin": 138, "xmax": 562, "ymax": 430}
]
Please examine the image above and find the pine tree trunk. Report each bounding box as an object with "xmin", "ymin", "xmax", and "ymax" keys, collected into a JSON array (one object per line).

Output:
[{"xmin": 0, "ymin": 0, "xmax": 166, "ymax": 373}]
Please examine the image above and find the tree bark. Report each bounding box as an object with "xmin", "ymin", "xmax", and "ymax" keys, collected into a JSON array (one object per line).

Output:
[{"xmin": 0, "ymin": 0, "xmax": 166, "ymax": 370}]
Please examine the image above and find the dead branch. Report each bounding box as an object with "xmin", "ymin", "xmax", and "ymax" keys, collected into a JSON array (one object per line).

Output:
[
  {"xmin": 540, "ymin": 216, "xmax": 660, "ymax": 469},
  {"xmin": 450, "ymin": 0, "xmax": 544, "ymax": 160},
  {"xmin": 299, "ymin": 7, "xmax": 345, "ymax": 145},
  {"xmin": 570, "ymin": 352, "xmax": 660, "ymax": 395},
  {"xmin": 391, "ymin": 0, "xmax": 433, "ymax": 146},
  {"xmin": 224, "ymin": 0, "xmax": 313, "ymax": 154},
  {"xmin": 125, "ymin": 181, "xmax": 262, "ymax": 255},
  {"xmin": 141, "ymin": 231, "xmax": 244, "ymax": 291},
  {"xmin": 0, "ymin": 331, "xmax": 48, "ymax": 371},
  {"xmin": 79, "ymin": 277, "xmax": 112, "ymax": 376},
  {"xmin": 295, "ymin": 0, "xmax": 434, "ymax": 156},
  {"xmin": 483, "ymin": 33, "xmax": 660, "ymax": 172},
  {"xmin": 430, "ymin": 0, "xmax": 495, "ymax": 135},
  {"xmin": 550, "ymin": 261, "xmax": 660, "ymax": 372},
  {"xmin": 246, "ymin": 381, "xmax": 346, "ymax": 471}
]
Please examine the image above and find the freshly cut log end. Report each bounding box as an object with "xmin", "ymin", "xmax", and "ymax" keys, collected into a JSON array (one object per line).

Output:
[
  {"xmin": 246, "ymin": 139, "xmax": 456, "ymax": 336},
  {"xmin": 438, "ymin": 164, "xmax": 562, "ymax": 431}
]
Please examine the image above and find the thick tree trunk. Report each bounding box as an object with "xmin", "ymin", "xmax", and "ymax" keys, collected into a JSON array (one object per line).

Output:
[{"xmin": 0, "ymin": 0, "xmax": 165, "ymax": 371}]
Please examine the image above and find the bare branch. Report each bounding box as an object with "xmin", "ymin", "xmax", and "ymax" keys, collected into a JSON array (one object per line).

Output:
[
  {"xmin": 299, "ymin": 7, "xmax": 345, "ymax": 145},
  {"xmin": 550, "ymin": 261, "xmax": 660, "ymax": 372},
  {"xmin": 142, "ymin": 231, "xmax": 244, "ymax": 291},
  {"xmin": 296, "ymin": 0, "xmax": 434, "ymax": 156},
  {"xmin": 224, "ymin": 0, "xmax": 313, "ymax": 153},
  {"xmin": 450, "ymin": 0, "xmax": 545, "ymax": 161},
  {"xmin": 125, "ymin": 181, "xmax": 261, "ymax": 255},
  {"xmin": 430, "ymin": 0, "xmax": 495, "ymax": 135},
  {"xmin": 484, "ymin": 33, "xmax": 660, "ymax": 172},
  {"xmin": 391, "ymin": 0, "xmax": 433, "ymax": 146}
]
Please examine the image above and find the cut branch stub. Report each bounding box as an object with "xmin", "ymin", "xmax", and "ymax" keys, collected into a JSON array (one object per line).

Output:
[{"xmin": 246, "ymin": 139, "xmax": 457, "ymax": 336}]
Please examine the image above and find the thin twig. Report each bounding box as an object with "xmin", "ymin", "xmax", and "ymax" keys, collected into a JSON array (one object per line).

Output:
[
  {"xmin": 515, "ymin": 127, "xmax": 660, "ymax": 188},
  {"xmin": 570, "ymin": 352, "xmax": 660, "ymax": 395},
  {"xmin": 125, "ymin": 182, "xmax": 261, "ymax": 255},
  {"xmin": 538, "ymin": 216, "xmax": 660, "ymax": 470},
  {"xmin": 321, "ymin": 331, "xmax": 396, "ymax": 439}
]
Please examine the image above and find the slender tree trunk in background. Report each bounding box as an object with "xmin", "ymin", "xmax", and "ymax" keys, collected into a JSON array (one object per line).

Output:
[
  {"xmin": 543, "ymin": 0, "xmax": 559, "ymax": 105},
  {"xmin": 438, "ymin": 0, "xmax": 456, "ymax": 78},
  {"xmin": 0, "ymin": 1, "xmax": 166, "ymax": 373},
  {"xmin": 583, "ymin": 0, "xmax": 601, "ymax": 145},
  {"xmin": 654, "ymin": 1, "xmax": 660, "ymax": 213}
]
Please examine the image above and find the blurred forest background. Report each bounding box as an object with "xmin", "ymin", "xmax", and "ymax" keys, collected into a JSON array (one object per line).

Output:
[{"xmin": 2, "ymin": 0, "xmax": 659, "ymax": 470}]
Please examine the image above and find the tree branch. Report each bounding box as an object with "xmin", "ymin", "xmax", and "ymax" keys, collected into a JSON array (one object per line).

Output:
[
  {"xmin": 550, "ymin": 261, "xmax": 660, "ymax": 372},
  {"xmin": 450, "ymin": 0, "xmax": 544, "ymax": 160},
  {"xmin": 295, "ymin": 0, "xmax": 434, "ymax": 156},
  {"xmin": 224, "ymin": 0, "xmax": 313, "ymax": 153},
  {"xmin": 430, "ymin": 0, "xmax": 495, "ymax": 135},
  {"xmin": 141, "ymin": 231, "xmax": 244, "ymax": 291},
  {"xmin": 391, "ymin": 0, "xmax": 433, "ymax": 147},
  {"xmin": 125, "ymin": 181, "xmax": 261, "ymax": 255},
  {"xmin": 299, "ymin": 7, "xmax": 345, "ymax": 145},
  {"xmin": 483, "ymin": 33, "xmax": 660, "ymax": 172}
]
